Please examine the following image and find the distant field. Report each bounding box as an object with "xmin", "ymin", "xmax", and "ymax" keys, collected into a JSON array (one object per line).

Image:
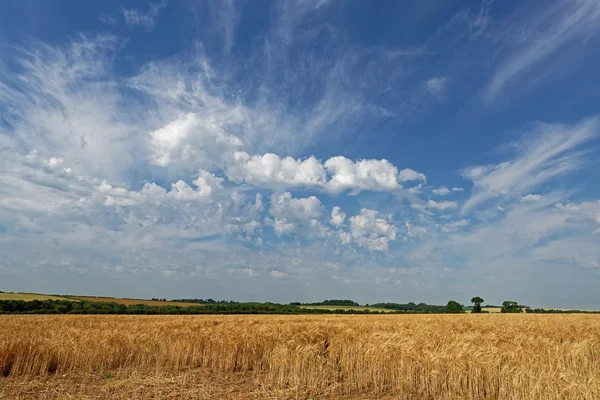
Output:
[
  {"xmin": 69, "ymin": 296, "xmax": 201, "ymax": 307},
  {"xmin": 0, "ymin": 293, "xmax": 74, "ymax": 302},
  {"xmin": 299, "ymin": 305, "xmax": 396, "ymax": 313}
]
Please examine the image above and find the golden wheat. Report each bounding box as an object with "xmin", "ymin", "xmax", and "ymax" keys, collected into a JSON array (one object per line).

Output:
[{"xmin": 1, "ymin": 314, "xmax": 599, "ymax": 399}]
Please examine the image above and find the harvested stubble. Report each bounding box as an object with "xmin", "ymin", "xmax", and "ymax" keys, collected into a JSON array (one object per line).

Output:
[{"xmin": 1, "ymin": 314, "xmax": 599, "ymax": 399}]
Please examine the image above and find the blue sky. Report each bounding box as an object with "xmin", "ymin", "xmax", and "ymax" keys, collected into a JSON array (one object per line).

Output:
[{"xmin": 1, "ymin": 0, "xmax": 600, "ymax": 308}]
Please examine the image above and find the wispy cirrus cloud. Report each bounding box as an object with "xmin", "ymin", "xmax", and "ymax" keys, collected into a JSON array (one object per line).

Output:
[
  {"xmin": 485, "ymin": 0, "xmax": 600, "ymax": 102},
  {"xmin": 462, "ymin": 117, "xmax": 599, "ymax": 214},
  {"xmin": 122, "ymin": 0, "xmax": 168, "ymax": 30}
]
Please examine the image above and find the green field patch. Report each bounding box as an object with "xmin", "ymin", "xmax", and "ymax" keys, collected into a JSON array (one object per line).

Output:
[
  {"xmin": 0, "ymin": 293, "xmax": 76, "ymax": 301},
  {"xmin": 299, "ymin": 305, "xmax": 396, "ymax": 313},
  {"xmin": 69, "ymin": 296, "xmax": 202, "ymax": 307}
]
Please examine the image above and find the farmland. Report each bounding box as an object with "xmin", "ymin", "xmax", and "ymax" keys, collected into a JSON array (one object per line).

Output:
[
  {"xmin": 299, "ymin": 305, "xmax": 396, "ymax": 312},
  {"xmin": 1, "ymin": 315, "xmax": 599, "ymax": 399},
  {"xmin": 68, "ymin": 296, "xmax": 200, "ymax": 307},
  {"xmin": 0, "ymin": 292, "xmax": 73, "ymax": 302},
  {"xmin": 0, "ymin": 293, "xmax": 201, "ymax": 307}
]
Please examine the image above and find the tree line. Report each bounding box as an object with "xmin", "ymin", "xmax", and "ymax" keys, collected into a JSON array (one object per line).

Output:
[
  {"xmin": 442, "ymin": 298, "xmax": 597, "ymax": 314},
  {"xmin": 289, "ymin": 300, "xmax": 360, "ymax": 307},
  {"xmin": 0, "ymin": 299, "xmax": 388, "ymax": 315},
  {"xmin": 1, "ymin": 297, "xmax": 597, "ymax": 315},
  {"xmin": 446, "ymin": 298, "xmax": 525, "ymax": 313}
]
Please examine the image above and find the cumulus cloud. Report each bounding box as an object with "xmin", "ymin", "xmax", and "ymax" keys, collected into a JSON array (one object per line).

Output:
[
  {"xmin": 555, "ymin": 201, "xmax": 600, "ymax": 227},
  {"xmin": 345, "ymin": 208, "xmax": 397, "ymax": 251},
  {"xmin": 427, "ymin": 200, "xmax": 458, "ymax": 211},
  {"xmin": 398, "ymin": 168, "xmax": 427, "ymax": 183},
  {"xmin": 226, "ymin": 152, "xmax": 326, "ymax": 188},
  {"xmin": 432, "ymin": 187, "xmax": 451, "ymax": 196},
  {"xmin": 97, "ymin": 170, "xmax": 224, "ymax": 206},
  {"xmin": 330, "ymin": 206, "xmax": 346, "ymax": 227},
  {"xmin": 149, "ymin": 113, "xmax": 243, "ymax": 170},
  {"xmin": 325, "ymin": 157, "xmax": 404, "ymax": 193},
  {"xmin": 452, "ymin": 187, "xmax": 464, "ymax": 192},
  {"xmin": 270, "ymin": 270, "xmax": 288, "ymax": 279},
  {"xmin": 268, "ymin": 192, "xmax": 323, "ymax": 236},
  {"xmin": 227, "ymin": 152, "xmax": 426, "ymax": 196},
  {"xmin": 269, "ymin": 192, "xmax": 322, "ymax": 221}
]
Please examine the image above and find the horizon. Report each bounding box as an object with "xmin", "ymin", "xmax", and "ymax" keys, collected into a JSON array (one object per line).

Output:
[
  {"xmin": 1, "ymin": 0, "xmax": 600, "ymax": 309},
  {"xmin": 0, "ymin": 289, "xmax": 583, "ymax": 310}
]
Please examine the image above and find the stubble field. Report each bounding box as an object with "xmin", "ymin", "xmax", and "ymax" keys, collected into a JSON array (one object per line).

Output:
[{"xmin": 1, "ymin": 314, "xmax": 599, "ymax": 399}]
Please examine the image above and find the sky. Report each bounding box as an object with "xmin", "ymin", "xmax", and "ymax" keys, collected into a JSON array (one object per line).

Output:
[{"xmin": 1, "ymin": 0, "xmax": 600, "ymax": 308}]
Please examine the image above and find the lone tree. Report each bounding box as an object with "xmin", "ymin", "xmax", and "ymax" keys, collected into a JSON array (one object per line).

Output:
[
  {"xmin": 471, "ymin": 296, "xmax": 484, "ymax": 313},
  {"xmin": 501, "ymin": 301, "xmax": 523, "ymax": 313},
  {"xmin": 446, "ymin": 300, "xmax": 464, "ymax": 314}
]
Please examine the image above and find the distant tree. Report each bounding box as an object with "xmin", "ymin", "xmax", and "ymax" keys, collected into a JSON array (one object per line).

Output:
[
  {"xmin": 471, "ymin": 296, "xmax": 484, "ymax": 313},
  {"xmin": 501, "ymin": 301, "xmax": 523, "ymax": 313},
  {"xmin": 446, "ymin": 300, "xmax": 464, "ymax": 314}
]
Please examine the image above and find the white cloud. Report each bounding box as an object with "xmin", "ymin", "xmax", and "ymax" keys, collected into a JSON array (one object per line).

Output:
[
  {"xmin": 452, "ymin": 187, "xmax": 464, "ymax": 192},
  {"xmin": 425, "ymin": 77, "xmax": 446, "ymax": 96},
  {"xmin": 555, "ymin": 201, "xmax": 600, "ymax": 227},
  {"xmin": 149, "ymin": 113, "xmax": 243, "ymax": 170},
  {"xmin": 122, "ymin": 0, "xmax": 167, "ymax": 30},
  {"xmin": 407, "ymin": 184, "xmax": 423, "ymax": 195},
  {"xmin": 268, "ymin": 192, "xmax": 322, "ymax": 236},
  {"xmin": 427, "ymin": 200, "xmax": 458, "ymax": 211},
  {"xmin": 521, "ymin": 194, "xmax": 542, "ymax": 202},
  {"xmin": 486, "ymin": 0, "xmax": 600, "ymax": 101},
  {"xmin": 330, "ymin": 206, "xmax": 346, "ymax": 227},
  {"xmin": 192, "ymin": 171, "xmax": 225, "ymax": 198},
  {"xmin": 0, "ymin": 35, "xmax": 141, "ymax": 183},
  {"xmin": 309, "ymin": 219, "xmax": 331, "ymax": 238},
  {"xmin": 405, "ymin": 222, "xmax": 427, "ymax": 238},
  {"xmin": 270, "ymin": 270, "xmax": 288, "ymax": 279},
  {"xmin": 345, "ymin": 208, "xmax": 397, "ymax": 251},
  {"xmin": 269, "ymin": 192, "xmax": 322, "ymax": 221},
  {"xmin": 441, "ymin": 219, "xmax": 469, "ymax": 233},
  {"xmin": 97, "ymin": 170, "xmax": 223, "ymax": 206},
  {"xmin": 462, "ymin": 118, "xmax": 598, "ymax": 213},
  {"xmin": 227, "ymin": 152, "xmax": 326, "ymax": 188},
  {"xmin": 324, "ymin": 157, "xmax": 402, "ymax": 193},
  {"xmin": 432, "ymin": 187, "xmax": 451, "ymax": 196},
  {"xmin": 227, "ymin": 153, "xmax": 426, "ymax": 196},
  {"xmin": 398, "ymin": 168, "xmax": 427, "ymax": 183}
]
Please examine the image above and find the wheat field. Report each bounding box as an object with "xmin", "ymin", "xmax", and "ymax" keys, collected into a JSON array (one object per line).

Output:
[{"xmin": 1, "ymin": 315, "xmax": 599, "ymax": 399}]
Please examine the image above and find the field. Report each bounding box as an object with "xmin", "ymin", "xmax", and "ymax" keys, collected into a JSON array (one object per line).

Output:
[
  {"xmin": 1, "ymin": 315, "xmax": 599, "ymax": 399},
  {"xmin": 299, "ymin": 305, "xmax": 396, "ymax": 313},
  {"xmin": 0, "ymin": 293, "xmax": 73, "ymax": 302},
  {"xmin": 68, "ymin": 296, "xmax": 200, "ymax": 307}
]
